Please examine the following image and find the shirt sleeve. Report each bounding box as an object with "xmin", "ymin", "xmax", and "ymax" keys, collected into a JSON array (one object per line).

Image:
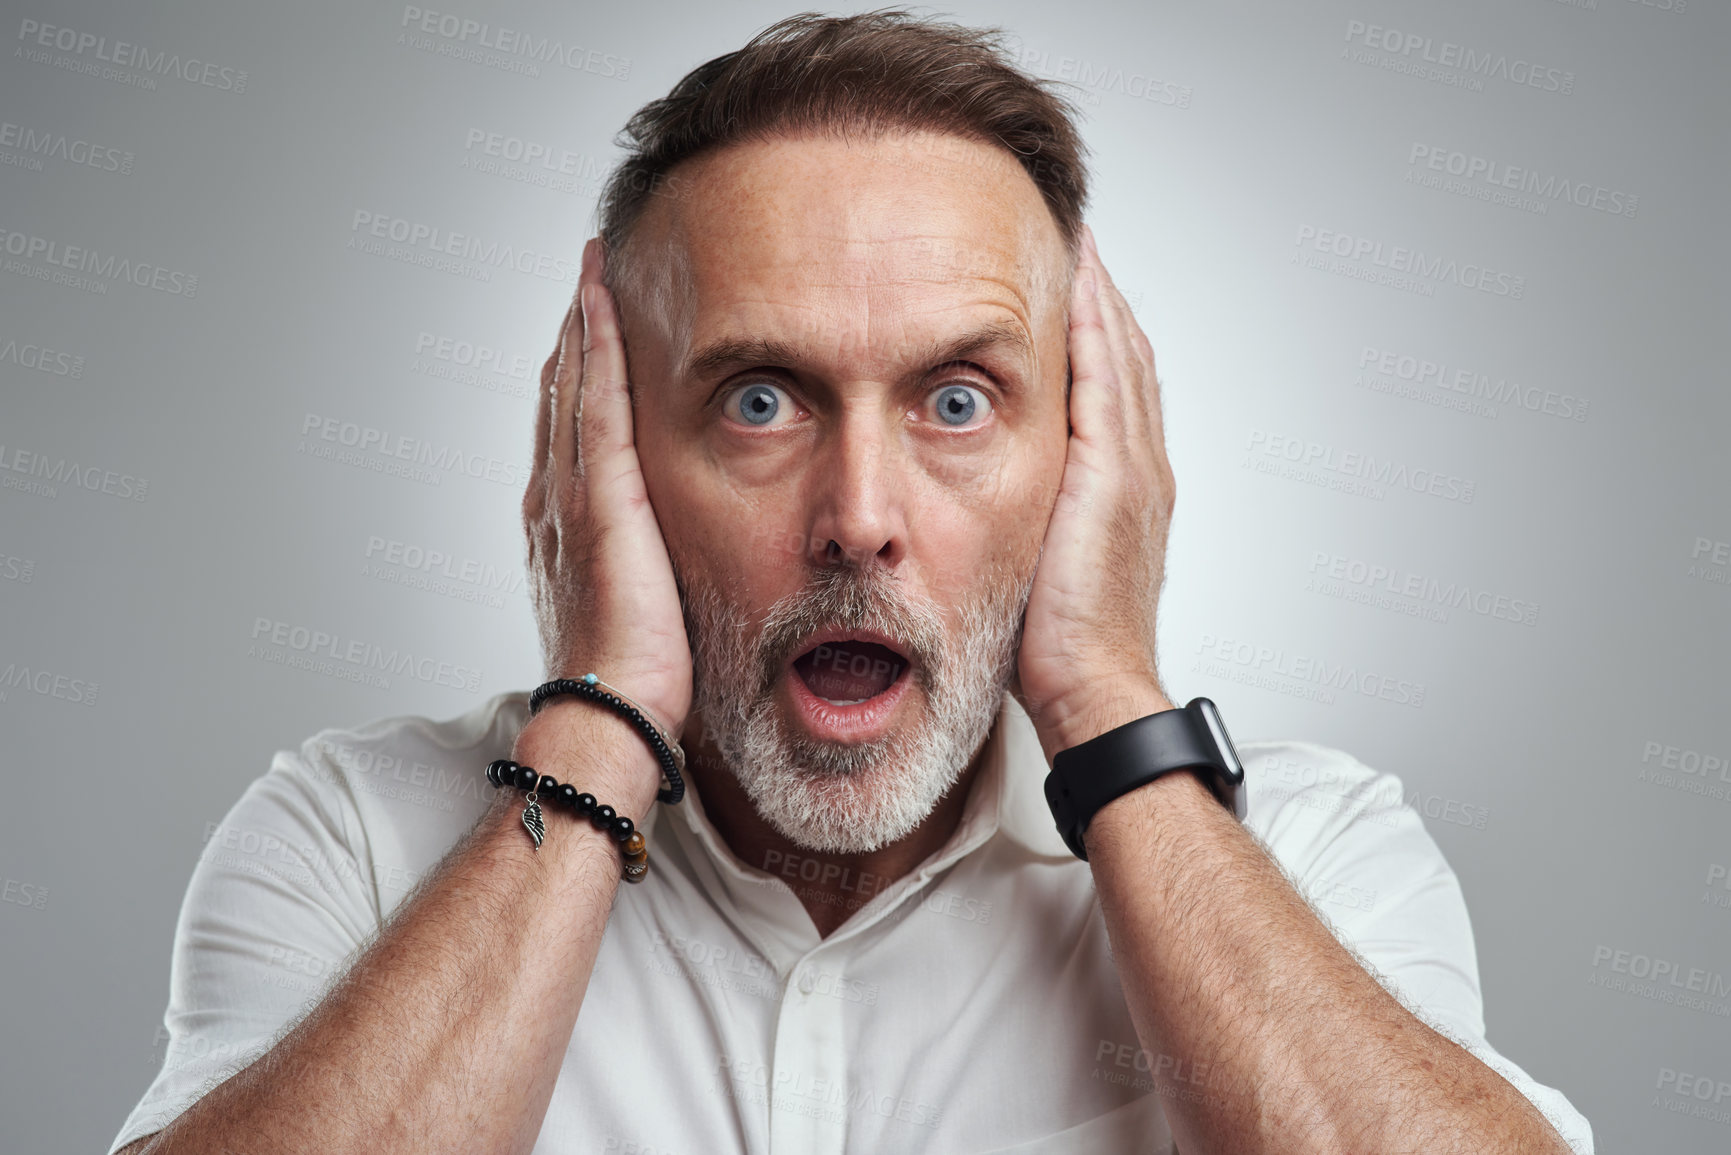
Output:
[
  {"xmin": 1246, "ymin": 741, "xmax": 1595, "ymax": 1154},
  {"xmin": 107, "ymin": 740, "xmax": 381, "ymax": 1154}
]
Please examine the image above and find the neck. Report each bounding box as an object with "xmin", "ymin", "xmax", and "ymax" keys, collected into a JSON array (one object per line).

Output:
[{"xmin": 679, "ymin": 713, "xmax": 992, "ymax": 939}]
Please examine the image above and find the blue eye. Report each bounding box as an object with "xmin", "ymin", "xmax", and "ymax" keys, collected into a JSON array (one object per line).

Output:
[
  {"xmin": 727, "ymin": 383, "xmax": 787, "ymax": 426},
  {"xmin": 932, "ymin": 384, "xmax": 990, "ymax": 427}
]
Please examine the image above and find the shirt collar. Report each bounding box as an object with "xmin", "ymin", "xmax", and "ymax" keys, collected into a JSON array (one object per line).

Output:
[{"xmin": 992, "ymin": 693, "xmax": 1077, "ymax": 859}]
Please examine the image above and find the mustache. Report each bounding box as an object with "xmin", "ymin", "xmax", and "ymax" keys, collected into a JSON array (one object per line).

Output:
[
  {"xmin": 752, "ymin": 564, "xmax": 949, "ymax": 693},
  {"xmin": 674, "ymin": 552, "xmax": 1035, "ymax": 707}
]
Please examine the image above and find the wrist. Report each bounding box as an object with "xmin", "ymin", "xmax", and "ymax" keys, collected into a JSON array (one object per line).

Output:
[
  {"xmin": 479, "ymin": 783, "xmax": 633, "ymax": 884},
  {"xmin": 1035, "ymin": 678, "xmax": 1177, "ymax": 764},
  {"xmin": 512, "ymin": 700, "xmax": 664, "ymax": 823}
]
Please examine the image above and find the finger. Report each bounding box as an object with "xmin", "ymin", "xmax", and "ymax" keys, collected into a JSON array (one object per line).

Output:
[
  {"xmin": 1079, "ymin": 226, "xmax": 1152, "ymax": 437},
  {"xmin": 1087, "ymin": 230, "xmax": 1173, "ymax": 516},
  {"xmin": 525, "ymin": 295, "xmax": 578, "ymax": 521},
  {"xmin": 1068, "ymin": 227, "xmax": 1127, "ymax": 445},
  {"xmin": 550, "ymin": 238, "xmax": 597, "ymax": 490},
  {"xmin": 574, "ymin": 242, "xmax": 638, "ymax": 482},
  {"xmin": 533, "ymin": 297, "xmax": 576, "ymax": 471}
]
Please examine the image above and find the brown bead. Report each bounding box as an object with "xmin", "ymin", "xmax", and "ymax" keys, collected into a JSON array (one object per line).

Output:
[
  {"xmin": 623, "ymin": 832, "xmax": 646, "ymax": 856},
  {"xmin": 622, "ymin": 847, "xmax": 648, "ymax": 865},
  {"xmin": 623, "ymin": 859, "xmax": 649, "ymax": 883}
]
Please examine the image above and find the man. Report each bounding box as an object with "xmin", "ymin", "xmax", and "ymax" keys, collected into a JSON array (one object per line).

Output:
[{"xmin": 112, "ymin": 11, "xmax": 1592, "ymax": 1154}]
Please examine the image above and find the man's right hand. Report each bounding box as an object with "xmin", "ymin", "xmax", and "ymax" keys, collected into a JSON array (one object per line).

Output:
[{"xmin": 518, "ymin": 237, "xmax": 692, "ymax": 814}]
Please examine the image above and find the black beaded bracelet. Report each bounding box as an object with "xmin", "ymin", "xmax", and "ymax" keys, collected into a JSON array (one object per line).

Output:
[
  {"xmin": 486, "ymin": 758, "xmax": 650, "ymax": 883},
  {"xmin": 528, "ymin": 674, "xmax": 685, "ymax": 806}
]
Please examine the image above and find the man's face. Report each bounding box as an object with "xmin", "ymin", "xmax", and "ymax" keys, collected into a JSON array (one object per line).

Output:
[{"xmin": 619, "ymin": 130, "xmax": 1073, "ymax": 853}]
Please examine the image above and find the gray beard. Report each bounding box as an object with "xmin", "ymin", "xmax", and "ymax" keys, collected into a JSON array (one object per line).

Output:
[{"xmin": 679, "ymin": 559, "xmax": 1032, "ymax": 854}]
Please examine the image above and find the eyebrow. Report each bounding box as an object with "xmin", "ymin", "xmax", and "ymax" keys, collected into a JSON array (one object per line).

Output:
[{"xmin": 681, "ymin": 317, "xmax": 1037, "ymax": 386}]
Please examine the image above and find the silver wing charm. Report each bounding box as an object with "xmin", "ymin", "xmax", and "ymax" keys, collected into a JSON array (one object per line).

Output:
[{"xmin": 521, "ymin": 798, "xmax": 546, "ymax": 850}]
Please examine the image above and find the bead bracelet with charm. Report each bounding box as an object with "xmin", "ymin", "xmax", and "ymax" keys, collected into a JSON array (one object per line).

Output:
[{"xmin": 485, "ymin": 758, "xmax": 650, "ymax": 883}]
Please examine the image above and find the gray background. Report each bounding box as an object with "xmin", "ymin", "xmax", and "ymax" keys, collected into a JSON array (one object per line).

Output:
[{"xmin": 2, "ymin": 0, "xmax": 1727, "ymax": 1151}]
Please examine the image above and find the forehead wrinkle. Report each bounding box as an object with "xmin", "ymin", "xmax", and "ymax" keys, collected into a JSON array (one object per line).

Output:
[
  {"xmin": 678, "ymin": 247, "xmax": 1041, "ymax": 386},
  {"xmin": 683, "ymin": 296, "xmax": 1034, "ymax": 387},
  {"xmin": 650, "ymin": 134, "xmax": 1067, "ymax": 389}
]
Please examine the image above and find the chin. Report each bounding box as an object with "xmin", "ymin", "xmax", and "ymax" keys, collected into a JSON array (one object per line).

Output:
[{"xmin": 721, "ymin": 689, "xmax": 978, "ymax": 855}]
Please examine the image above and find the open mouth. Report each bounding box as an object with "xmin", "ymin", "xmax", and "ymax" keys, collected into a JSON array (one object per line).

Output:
[{"xmin": 790, "ymin": 636, "xmax": 910, "ymax": 706}]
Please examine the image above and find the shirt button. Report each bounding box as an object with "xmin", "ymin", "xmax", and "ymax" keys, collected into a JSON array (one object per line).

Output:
[{"xmin": 797, "ymin": 969, "xmax": 816, "ymax": 994}]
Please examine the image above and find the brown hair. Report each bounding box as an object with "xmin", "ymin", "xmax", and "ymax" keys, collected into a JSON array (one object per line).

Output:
[{"xmin": 596, "ymin": 7, "xmax": 1091, "ymax": 308}]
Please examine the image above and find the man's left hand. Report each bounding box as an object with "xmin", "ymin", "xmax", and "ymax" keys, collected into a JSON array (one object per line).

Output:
[{"xmin": 1016, "ymin": 224, "xmax": 1179, "ymax": 763}]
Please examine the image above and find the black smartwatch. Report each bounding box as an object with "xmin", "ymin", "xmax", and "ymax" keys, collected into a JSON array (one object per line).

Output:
[{"xmin": 1043, "ymin": 697, "xmax": 1247, "ymax": 861}]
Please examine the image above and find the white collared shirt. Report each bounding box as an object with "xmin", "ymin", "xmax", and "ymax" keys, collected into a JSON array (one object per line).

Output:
[{"xmin": 111, "ymin": 692, "xmax": 1593, "ymax": 1154}]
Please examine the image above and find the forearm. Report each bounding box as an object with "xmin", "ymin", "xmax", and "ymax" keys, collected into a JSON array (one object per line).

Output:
[
  {"xmin": 1086, "ymin": 771, "xmax": 1571, "ymax": 1155},
  {"xmin": 140, "ymin": 706, "xmax": 661, "ymax": 1155}
]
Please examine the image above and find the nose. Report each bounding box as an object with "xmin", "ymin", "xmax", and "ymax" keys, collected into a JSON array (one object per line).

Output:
[{"xmin": 802, "ymin": 406, "xmax": 909, "ymax": 571}]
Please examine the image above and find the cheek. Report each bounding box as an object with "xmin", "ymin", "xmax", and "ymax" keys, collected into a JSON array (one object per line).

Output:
[
  {"xmin": 639, "ymin": 438, "xmax": 812, "ymax": 591},
  {"xmin": 912, "ymin": 468, "xmax": 1050, "ymax": 604}
]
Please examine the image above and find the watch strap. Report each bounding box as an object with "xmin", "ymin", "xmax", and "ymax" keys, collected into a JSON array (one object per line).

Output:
[{"xmin": 1044, "ymin": 699, "xmax": 1241, "ymax": 861}]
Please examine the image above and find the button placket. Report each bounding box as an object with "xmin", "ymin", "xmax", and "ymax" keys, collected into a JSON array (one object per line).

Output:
[{"xmin": 767, "ymin": 946, "xmax": 849, "ymax": 1155}]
